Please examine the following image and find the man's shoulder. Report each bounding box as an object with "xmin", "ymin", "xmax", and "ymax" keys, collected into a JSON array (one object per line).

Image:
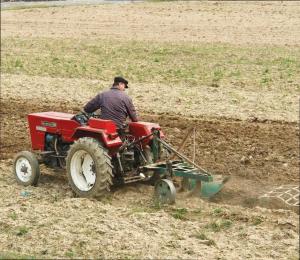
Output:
[
  {"xmin": 101, "ymin": 89, "xmax": 115, "ymax": 96},
  {"xmin": 120, "ymin": 91, "xmax": 132, "ymax": 101},
  {"xmin": 107, "ymin": 89, "xmax": 130, "ymax": 99}
]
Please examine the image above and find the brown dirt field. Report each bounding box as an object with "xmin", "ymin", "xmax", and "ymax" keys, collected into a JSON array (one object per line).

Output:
[
  {"xmin": 0, "ymin": 85, "xmax": 299, "ymax": 259},
  {"xmin": 1, "ymin": 1, "xmax": 299, "ymax": 259},
  {"xmin": 1, "ymin": 75, "xmax": 299, "ymax": 220},
  {"xmin": 1, "ymin": 73, "xmax": 299, "ymax": 184},
  {"xmin": 0, "ymin": 158, "xmax": 299, "ymax": 259},
  {"xmin": 1, "ymin": 1, "xmax": 300, "ymax": 45},
  {"xmin": 1, "ymin": 96, "xmax": 298, "ymax": 201}
]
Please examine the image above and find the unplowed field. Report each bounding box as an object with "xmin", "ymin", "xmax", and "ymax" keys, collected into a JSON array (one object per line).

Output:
[
  {"xmin": 1, "ymin": 1, "xmax": 299, "ymax": 259},
  {"xmin": 2, "ymin": 1, "xmax": 300, "ymax": 45}
]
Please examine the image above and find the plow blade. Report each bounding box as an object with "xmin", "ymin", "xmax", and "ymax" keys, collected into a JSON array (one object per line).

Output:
[
  {"xmin": 188, "ymin": 176, "xmax": 230, "ymax": 198},
  {"xmin": 182, "ymin": 176, "xmax": 229, "ymax": 199},
  {"xmin": 201, "ymin": 181, "xmax": 225, "ymax": 198}
]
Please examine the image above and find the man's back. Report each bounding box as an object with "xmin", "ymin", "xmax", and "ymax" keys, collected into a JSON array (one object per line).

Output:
[{"xmin": 84, "ymin": 86, "xmax": 138, "ymax": 128}]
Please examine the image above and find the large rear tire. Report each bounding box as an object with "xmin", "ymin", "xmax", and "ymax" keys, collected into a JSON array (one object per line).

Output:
[
  {"xmin": 66, "ymin": 137, "xmax": 113, "ymax": 198},
  {"xmin": 13, "ymin": 151, "xmax": 40, "ymax": 186}
]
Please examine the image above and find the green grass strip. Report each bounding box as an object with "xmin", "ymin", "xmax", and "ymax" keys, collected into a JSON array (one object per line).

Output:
[
  {"xmin": 0, "ymin": 251, "xmax": 35, "ymax": 260},
  {"xmin": 1, "ymin": 37, "xmax": 299, "ymax": 89}
]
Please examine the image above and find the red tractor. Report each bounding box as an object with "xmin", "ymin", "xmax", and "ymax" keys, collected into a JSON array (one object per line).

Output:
[{"xmin": 13, "ymin": 111, "xmax": 227, "ymax": 204}]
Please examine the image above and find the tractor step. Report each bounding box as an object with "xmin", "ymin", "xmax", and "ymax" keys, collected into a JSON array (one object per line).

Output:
[{"xmin": 123, "ymin": 175, "xmax": 144, "ymax": 184}]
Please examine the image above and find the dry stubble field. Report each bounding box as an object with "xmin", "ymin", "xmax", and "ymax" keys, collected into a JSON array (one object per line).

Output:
[{"xmin": 0, "ymin": 1, "xmax": 299, "ymax": 259}]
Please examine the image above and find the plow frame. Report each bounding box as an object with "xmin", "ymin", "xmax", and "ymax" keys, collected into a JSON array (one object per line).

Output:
[
  {"xmin": 142, "ymin": 160, "xmax": 213, "ymax": 183},
  {"xmin": 137, "ymin": 130, "xmax": 227, "ymax": 204}
]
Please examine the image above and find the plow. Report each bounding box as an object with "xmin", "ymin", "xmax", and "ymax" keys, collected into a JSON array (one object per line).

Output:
[{"xmin": 13, "ymin": 111, "xmax": 228, "ymax": 204}]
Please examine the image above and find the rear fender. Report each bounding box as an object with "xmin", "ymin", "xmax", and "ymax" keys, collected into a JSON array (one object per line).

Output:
[
  {"xmin": 72, "ymin": 127, "xmax": 122, "ymax": 149},
  {"xmin": 128, "ymin": 122, "xmax": 164, "ymax": 147}
]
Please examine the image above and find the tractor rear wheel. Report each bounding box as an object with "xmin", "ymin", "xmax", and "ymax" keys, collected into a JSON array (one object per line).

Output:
[
  {"xmin": 13, "ymin": 151, "xmax": 40, "ymax": 186},
  {"xmin": 66, "ymin": 137, "xmax": 113, "ymax": 198}
]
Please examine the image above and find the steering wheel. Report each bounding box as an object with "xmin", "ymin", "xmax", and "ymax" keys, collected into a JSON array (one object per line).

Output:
[
  {"xmin": 91, "ymin": 112, "xmax": 101, "ymax": 118},
  {"xmin": 73, "ymin": 111, "xmax": 90, "ymax": 125},
  {"xmin": 80, "ymin": 110, "xmax": 90, "ymax": 120}
]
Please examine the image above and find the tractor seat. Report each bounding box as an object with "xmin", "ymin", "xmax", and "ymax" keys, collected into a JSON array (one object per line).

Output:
[{"xmin": 88, "ymin": 118, "xmax": 117, "ymax": 134}]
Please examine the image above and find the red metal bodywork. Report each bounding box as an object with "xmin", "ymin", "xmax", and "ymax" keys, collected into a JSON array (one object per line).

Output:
[
  {"xmin": 128, "ymin": 122, "xmax": 164, "ymax": 146},
  {"xmin": 28, "ymin": 112, "xmax": 80, "ymax": 151},
  {"xmin": 27, "ymin": 112, "xmax": 163, "ymax": 151}
]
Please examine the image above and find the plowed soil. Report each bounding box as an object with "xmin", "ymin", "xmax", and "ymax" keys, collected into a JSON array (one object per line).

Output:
[
  {"xmin": 1, "ymin": 95, "xmax": 299, "ymax": 205},
  {"xmin": 1, "ymin": 87, "xmax": 299, "ymax": 258},
  {"xmin": 1, "ymin": 1, "xmax": 299, "ymax": 259},
  {"xmin": 1, "ymin": 158, "xmax": 298, "ymax": 259}
]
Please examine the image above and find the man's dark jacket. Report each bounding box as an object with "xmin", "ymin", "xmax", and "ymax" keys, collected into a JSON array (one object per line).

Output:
[{"xmin": 84, "ymin": 86, "xmax": 138, "ymax": 128}]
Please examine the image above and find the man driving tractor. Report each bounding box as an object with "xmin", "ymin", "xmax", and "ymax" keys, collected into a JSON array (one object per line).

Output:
[
  {"xmin": 83, "ymin": 76, "xmax": 138, "ymax": 128},
  {"xmin": 13, "ymin": 78, "xmax": 227, "ymax": 203}
]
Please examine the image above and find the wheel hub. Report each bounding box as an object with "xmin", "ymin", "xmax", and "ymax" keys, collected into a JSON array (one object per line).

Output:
[
  {"xmin": 70, "ymin": 150, "xmax": 96, "ymax": 191},
  {"xmin": 154, "ymin": 179, "xmax": 176, "ymax": 204},
  {"xmin": 15, "ymin": 157, "xmax": 32, "ymax": 182},
  {"xmin": 21, "ymin": 164, "xmax": 28, "ymax": 174}
]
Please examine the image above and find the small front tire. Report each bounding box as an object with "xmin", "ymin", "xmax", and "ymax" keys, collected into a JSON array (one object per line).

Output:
[{"xmin": 13, "ymin": 151, "xmax": 40, "ymax": 186}]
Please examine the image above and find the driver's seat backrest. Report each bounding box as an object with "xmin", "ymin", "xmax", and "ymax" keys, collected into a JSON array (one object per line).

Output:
[{"xmin": 88, "ymin": 118, "xmax": 117, "ymax": 134}]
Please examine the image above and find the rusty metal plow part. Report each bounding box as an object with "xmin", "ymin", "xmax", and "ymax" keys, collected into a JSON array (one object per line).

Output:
[{"xmin": 259, "ymin": 185, "xmax": 299, "ymax": 207}]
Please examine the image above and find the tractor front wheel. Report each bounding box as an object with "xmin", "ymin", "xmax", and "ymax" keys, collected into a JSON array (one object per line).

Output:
[
  {"xmin": 66, "ymin": 137, "xmax": 113, "ymax": 198},
  {"xmin": 13, "ymin": 151, "xmax": 40, "ymax": 186}
]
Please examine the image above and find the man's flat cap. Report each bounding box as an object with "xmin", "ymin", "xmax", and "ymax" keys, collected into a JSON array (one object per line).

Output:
[{"xmin": 114, "ymin": 76, "xmax": 129, "ymax": 88}]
